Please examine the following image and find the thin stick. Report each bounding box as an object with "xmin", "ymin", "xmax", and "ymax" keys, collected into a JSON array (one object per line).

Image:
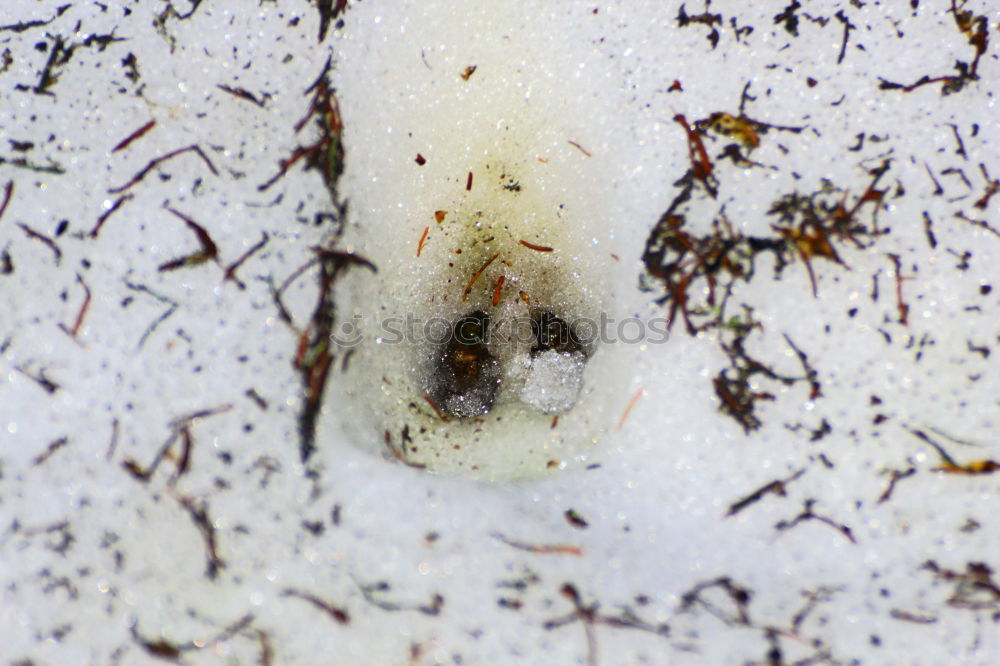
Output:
[
  {"xmin": 616, "ymin": 388, "xmax": 645, "ymax": 431},
  {"xmin": 519, "ymin": 239, "xmax": 553, "ymax": 252},
  {"xmin": 416, "ymin": 226, "xmax": 429, "ymax": 257},
  {"xmin": 462, "ymin": 252, "xmax": 499, "ymax": 301}
]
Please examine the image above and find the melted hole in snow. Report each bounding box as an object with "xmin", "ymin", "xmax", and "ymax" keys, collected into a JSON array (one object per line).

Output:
[
  {"xmin": 331, "ymin": 153, "xmax": 625, "ymax": 481},
  {"xmin": 328, "ymin": 3, "xmax": 634, "ymax": 480},
  {"xmin": 425, "ymin": 308, "xmax": 589, "ymax": 419}
]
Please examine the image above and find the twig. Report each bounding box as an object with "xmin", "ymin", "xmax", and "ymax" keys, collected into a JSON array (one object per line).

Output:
[
  {"xmin": 0, "ymin": 180, "xmax": 12, "ymax": 222},
  {"xmin": 88, "ymin": 193, "xmax": 133, "ymax": 238},
  {"xmin": 726, "ymin": 468, "xmax": 806, "ymax": 517},
  {"xmin": 223, "ymin": 231, "xmax": 269, "ymax": 289},
  {"xmin": 109, "ymin": 144, "xmax": 218, "ymax": 194},
  {"xmin": 58, "ymin": 273, "xmax": 92, "ymax": 338},
  {"xmin": 462, "ymin": 252, "xmax": 499, "ymax": 301},
  {"xmin": 111, "ymin": 120, "xmax": 156, "ymax": 153},
  {"xmin": 492, "ymin": 532, "xmax": 582, "ymax": 556},
  {"xmin": 280, "ymin": 589, "xmax": 350, "ymax": 624}
]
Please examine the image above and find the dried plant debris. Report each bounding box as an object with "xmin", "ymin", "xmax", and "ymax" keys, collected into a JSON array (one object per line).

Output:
[
  {"xmin": 492, "ymin": 532, "xmax": 583, "ymax": 557},
  {"xmin": 713, "ymin": 311, "xmax": 822, "ymax": 433},
  {"xmin": 31, "ymin": 436, "xmax": 70, "ymax": 467},
  {"xmin": 382, "ymin": 426, "xmax": 427, "ymax": 469},
  {"xmin": 725, "ymin": 468, "xmax": 806, "ymax": 517},
  {"xmin": 16, "ymin": 222, "xmax": 62, "ymax": 264},
  {"xmin": 120, "ymin": 405, "xmax": 233, "ymax": 579},
  {"xmin": 262, "ymin": 58, "xmax": 376, "ymax": 461},
  {"xmin": 0, "ymin": 153, "xmax": 65, "ymax": 173},
  {"xmin": 678, "ymin": 577, "xmax": 854, "ymax": 663},
  {"xmin": 223, "ymin": 231, "xmax": 269, "ymax": 290},
  {"xmin": 14, "ymin": 32, "xmax": 124, "ymax": 96},
  {"xmin": 642, "ymin": 95, "xmax": 893, "ymax": 431},
  {"xmin": 543, "ymin": 583, "xmax": 669, "ymax": 666},
  {"xmin": 216, "ymin": 84, "xmax": 269, "ymax": 108},
  {"xmin": 355, "ymin": 579, "xmax": 444, "ymax": 616},
  {"xmin": 157, "ymin": 206, "xmax": 220, "ymax": 272},
  {"xmin": 879, "ymin": 1, "xmax": 989, "ymax": 95},
  {"xmin": 280, "ymin": 588, "xmax": 350, "ymax": 624},
  {"xmin": 876, "ymin": 465, "xmax": 917, "ymax": 504},
  {"xmin": 174, "ymin": 494, "xmax": 227, "ymax": 580},
  {"xmin": 289, "ymin": 247, "xmax": 375, "ymax": 462},
  {"xmin": 676, "ymin": 3, "xmax": 753, "ymax": 49},
  {"xmin": 259, "ymin": 57, "xmax": 344, "ymax": 197},
  {"xmin": 679, "ymin": 576, "xmax": 753, "ymax": 626},
  {"xmin": 0, "ymin": 179, "xmax": 13, "ymax": 221},
  {"xmin": 109, "ymin": 144, "xmax": 218, "ymax": 194},
  {"xmin": 0, "ymin": 4, "xmax": 71, "ymax": 34},
  {"xmin": 13, "ymin": 363, "xmax": 61, "ymax": 394},
  {"xmin": 111, "ymin": 120, "xmax": 157, "ymax": 154},
  {"xmin": 660, "ymin": 6, "xmax": 994, "ymax": 439},
  {"xmin": 643, "ymin": 163, "xmax": 888, "ymax": 328},
  {"xmin": 564, "ymin": 508, "xmax": 589, "ymax": 529},
  {"xmin": 131, "ymin": 613, "xmax": 255, "ymax": 661},
  {"xmin": 0, "ymin": 3, "xmax": 995, "ymax": 664},
  {"xmin": 12, "ymin": 520, "xmax": 76, "ymax": 556},
  {"xmin": 153, "ymin": 0, "xmax": 205, "ymax": 53},
  {"xmin": 922, "ymin": 560, "xmax": 1000, "ymax": 611},
  {"xmin": 88, "ymin": 193, "xmax": 133, "ymax": 239},
  {"xmin": 907, "ymin": 427, "xmax": 999, "ymax": 475},
  {"xmin": 123, "ymin": 278, "xmax": 180, "ymax": 349},
  {"xmin": 774, "ymin": 498, "xmax": 857, "ymax": 544},
  {"xmin": 316, "ymin": 0, "xmax": 350, "ymax": 43}
]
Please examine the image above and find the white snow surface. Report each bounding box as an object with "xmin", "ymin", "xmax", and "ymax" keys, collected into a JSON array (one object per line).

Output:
[
  {"xmin": 1, "ymin": 1, "xmax": 998, "ymax": 665},
  {"xmin": 520, "ymin": 351, "xmax": 587, "ymax": 415}
]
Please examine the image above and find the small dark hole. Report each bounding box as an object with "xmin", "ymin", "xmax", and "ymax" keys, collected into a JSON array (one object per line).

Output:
[
  {"xmin": 530, "ymin": 310, "xmax": 583, "ymax": 356},
  {"xmin": 427, "ymin": 311, "xmax": 500, "ymax": 418}
]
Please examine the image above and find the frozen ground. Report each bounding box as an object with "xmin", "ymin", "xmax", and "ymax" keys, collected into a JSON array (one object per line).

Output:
[{"xmin": 1, "ymin": 1, "xmax": 998, "ymax": 665}]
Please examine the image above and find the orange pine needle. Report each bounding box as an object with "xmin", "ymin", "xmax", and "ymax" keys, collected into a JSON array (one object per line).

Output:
[
  {"xmin": 492, "ymin": 275, "xmax": 505, "ymax": 306},
  {"xmin": 421, "ymin": 393, "xmax": 450, "ymax": 421},
  {"xmin": 518, "ymin": 240, "xmax": 553, "ymax": 252},
  {"xmin": 462, "ymin": 252, "xmax": 499, "ymax": 301},
  {"xmin": 492, "ymin": 532, "xmax": 582, "ymax": 556},
  {"xmin": 616, "ymin": 388, "xmax": 645, "ymax": 432},
  {"xmin": 417, "ymin": 226, "xmax": 429, "ymax": 257}
]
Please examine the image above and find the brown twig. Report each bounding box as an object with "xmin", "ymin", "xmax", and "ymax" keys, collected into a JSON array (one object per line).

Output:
[
  {"xmin": 88, "ymin": 193, "xmax": 133, "ymax": 239},
  {"xmin": 109, "ymin": 144, "xmax": 218, "ymax": 194},
  {"xmin": 518, "ymin": 239, "xmax": 553, "ymax": 252},
  {"xmin": 223, "ymin": 232, "xmax": 269, "ymax": 289},
  {"xmin": 616, "ymin": 388, "xmax": 645, "ymax": 432},
  {"xmin": 17, "ymin": 222, "xmax": 61, "ymax": 264},
  {"xmin": 280, "ymin": 588, "xmax": 350, "ymax": 624},
  {"xmin": 0, "ymin": 180, "xmax": 13, "ymax": 222},
  {"xmin": 58, "ymin": 273, "xmax": 92, "ymax": 338},
  {"xmin": 567, "ymin": 140, "xmax": 592, "ymax": 157},
  {"xmin": 492, "ymin": 532, "xmax": 582, "ymax": 556},
  {"xmin": 416, "ymin": 226, "xmax": 429, "ymax": 257},
  {"xmin": 462, "ymin": 252, "xmax": 499, "ymax": 301},
  {"xmin": 726, "ymin": 469, "xmax": 806, "ymax": 517},
  {"xmin": 111, "ymin": 119, "xmax": 156, "ymax": 153}
]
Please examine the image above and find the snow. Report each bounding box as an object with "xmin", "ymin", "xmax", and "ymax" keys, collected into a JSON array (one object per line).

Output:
[
  {"xmin": 520, "ymin": 350, "xmax": 587, "ymax": 414},
  {"xmin": 1, "ymin": 0, "xmax": 998, "ymax": 664}
]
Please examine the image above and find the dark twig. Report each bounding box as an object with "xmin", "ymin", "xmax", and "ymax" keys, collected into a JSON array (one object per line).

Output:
[{"xmin": 109, "ymin": 145, "xmax": 218, "ymax": 194}]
